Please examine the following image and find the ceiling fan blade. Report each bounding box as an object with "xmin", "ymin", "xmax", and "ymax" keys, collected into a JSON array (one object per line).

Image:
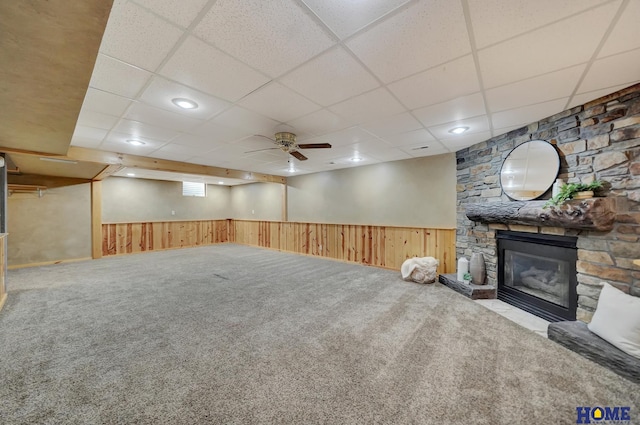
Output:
[
  {"xmin": 290, "ymin": 150, "xmax": 308, "ymax": 161},
  {"xmin": 297, "ymin": 143, "xmax": 332, "ymax": 149},
  {"xmin": 244, "ymin": 147, "xmax": 280, "ymax": 154},
  {"xmin": 253, "ymin": 134, "xmax": 276, "ymax": 142}
]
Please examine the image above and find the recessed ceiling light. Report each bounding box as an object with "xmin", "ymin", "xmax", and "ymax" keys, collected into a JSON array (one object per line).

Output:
[
  {"xmin": 350, "ymin": 157, "xmax": 363, "ymax": 162},
  {"xmin": 448, "ymin": 126, "xmax": 469, "ymax": 135},
  {"xmin": 218, "ymin": 181, "xmax": 224, "ymax": 185},
  {"xmin": 172, "ymin": 98, "xmax": 198, "ymax": 110},
  {"xmin": 126, "ymin": 139, "xmax": 145, "ymax": 146},
  {"xmin": 127, "ymin": 173, "xmax": 136, "ymax": 177}
]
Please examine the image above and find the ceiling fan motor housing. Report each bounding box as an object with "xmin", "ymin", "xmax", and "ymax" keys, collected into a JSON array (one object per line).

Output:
[{"xmin": 275, "ymin": 132, "xmax": 297, "ymax": 151}]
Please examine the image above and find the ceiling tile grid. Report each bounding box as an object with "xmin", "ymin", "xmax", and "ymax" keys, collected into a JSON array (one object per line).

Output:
[
  {"xmin": 192, "ymin": 0, "xmax": 336, "ymax": 78},
  {"xmin": 64, "ymin": 0, "xmax": 640, "ymax": 183}
]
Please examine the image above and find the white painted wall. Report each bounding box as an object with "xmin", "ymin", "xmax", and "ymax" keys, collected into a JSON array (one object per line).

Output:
[
  {"xmin": 102, "ymin": 177, "xmax": 232, "ymax": 223},
  {"xmin": 287, "ymin": 154, "xmax": 457, "ymax": 228},
  {"xmin": 8, "ymin": 183, "xmax": 91, "ymax": 265},
  {"xmin": 230, "ymin": 182, "xmax": 283, "ymax": 221}
]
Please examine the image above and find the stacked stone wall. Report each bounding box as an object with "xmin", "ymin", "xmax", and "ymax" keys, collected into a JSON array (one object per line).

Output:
[{"xmin": 456, "ymin": 83, "xmax": 640, "ymax": 322}]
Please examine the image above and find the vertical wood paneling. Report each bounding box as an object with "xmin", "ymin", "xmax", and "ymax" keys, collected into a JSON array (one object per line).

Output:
[
  {"xmin": 102, "ymin": 220, "xmax": 229, "ymax": 256},
  {"xmin": 232, "ymin": 220, "xmax": 455, "ymax": 273},
  {"xmin": 102, "ymin": 219, "xmax": 456, "ymax": 273}
]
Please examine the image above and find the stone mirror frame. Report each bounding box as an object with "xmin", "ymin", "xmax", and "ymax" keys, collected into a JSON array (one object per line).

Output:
[{"xmin": 500, "ymin": 140, "xmax": 560, "ymax": 201}]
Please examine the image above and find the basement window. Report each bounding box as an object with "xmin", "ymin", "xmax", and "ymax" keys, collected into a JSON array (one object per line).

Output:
[{"xmin": 182, "ymin": 182, "xmax": 206, "ymax": 197}]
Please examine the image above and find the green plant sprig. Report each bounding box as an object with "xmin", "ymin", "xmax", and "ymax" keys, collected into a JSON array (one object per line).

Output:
[{"xmin": 544, "ymin": 180, "xmax": 603, "ymax": 208}]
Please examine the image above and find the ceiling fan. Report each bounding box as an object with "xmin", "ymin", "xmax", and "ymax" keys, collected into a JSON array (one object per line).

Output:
[{"xmin": 250, "ymin": 132, "xmax": 331, "ymax": 161}]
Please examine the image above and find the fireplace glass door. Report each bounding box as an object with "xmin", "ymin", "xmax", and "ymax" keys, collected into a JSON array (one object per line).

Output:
[
  {"xmin": 498, "ymin": 231, "xmax": 577, "ymax": 322},
  {"xmin": 504, "ymin": 251, "xmax": 570, "ymax": 308}
]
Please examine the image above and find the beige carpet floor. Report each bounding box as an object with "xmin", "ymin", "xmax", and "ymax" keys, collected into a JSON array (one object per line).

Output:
[{"xmin": 0, "ymin": 244, "xmax": 637, "ymax": 424}]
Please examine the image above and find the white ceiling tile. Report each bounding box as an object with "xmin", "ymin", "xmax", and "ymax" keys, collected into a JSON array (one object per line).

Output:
[
  {"xmin": 112, "ymin": 119, "xmax": 180, "ymax": 142},
  {"xmin": 317, "ymin": 126, "xmax": 379, "ymax": 148},
  {"xmin": 89, "ymin": 54, "xmax": 152, "ymax": 98},
  {"xmin": 81, "ymin": 89, "xmax": 132, "ymax": 117},
  {"xmin": 237, "ymin": 82, "xmax": 321, "ymax": 123},
  {"xmin": 478, "ymin": 2, "xmax": 619, "ymax": 89},
  {"xmin": 366, "ymin": 147, "xmax": 413, "ymax": 162},
  {"xmin": 346, "ymin": 0, "xmax": 470, "ymax": 83},
  {"xmin": 70, "ymin": 126, "xmax": 109, "ymax": 148},
  {"xmin": 341, "ymin": 138, "xmax": 394, "ymax": 154},
  {"xmin": 599, "ymin": 0, "xmax": 640, "ymax": 58},
  {"xmin": 301, "ymin": 0, "xmax": 410, "ymax": 39},
  {"xmin": 399, "ymin": 142, "xmax": 449, "ymax": 158},
  {"xmin": 125, "ymin": 103, "xmax": 203, "ymax": 132},
  {"xmin": 492, "ymin": 125, "xmax": 528, "ymax": 138},
  {"xmin": 428, "ymin": 115, "xmax": 490, "ymax": 139},
  {"xmin": 413, "ymin": 92, "xmax": 486, "ymax": 128},
  {"xmin": 186, "ymin": 122, "xmax": 252, "ymax": 145},
  {"xmin": 246, "ymin": 150, "xmax": 288, "ymax": 163},
  {"xmin": 491, "ymin": 99, "xmax": 568, "ymax": 129},
  {"xmin": 193, "ymin": 0, "xmax": 336, "ymax": 78},
  {"xmin": 485, "ymin": 65, "xmax": 585, "ymax": 112},
  {"xmin": 206, "ymin": 142, "xmax": 267, "ymax": 160},
  {"xmin": 101, "ymin": 132, "xmax": 168, "ymax": 155},
  {"xmin": 168, "ymin": 133, "xmax": 221, "ymax": 150},
  {"xmin": 76, "ymin": 110, "xmax": 120, "ymax": 130},
  {"xmin": 577, "ymin": 49, "xmax": 640, "ymax": 93},
  {"xmin": 160, "ymin": 36, "xmax": 270, "ymax": 102},
  {"xmin": 388, "ymin": 55, "xmax": 479, "ymax": 110},
  {"xmin": 147, "ymin": 143, "xmax": 208, "ymax": 162},
  {"xmin": 439, "ymin": 131, "xmax": 492, "ymax": 152},
  {"xmin": 328, "ymin": 88, "xmax": 405, "ymax": 125},
  {"xmin": 288, "ymin": 109, "xmax": 351, "ymax": 136},
  {"xmin": 139, "ymin": 77, "xmax": 230, "ymax": 120},
  {"xmin": 568, "ymin": 83, "xmax": 635, "ymax": 108},
  {"xmin": 211, "ymin": 107, "xmax": 280, "ymax": 136},
  {"xmin": 361, "ymin": 112, "xmax": 423, "ymax": 138},
  {"xmin": 382, "ymin": 129, "xmax": 435, "ymax": 148},
  {"xmin": 99, "ymin": 1, "xmax": 183, "ymax": 71},
  {"xmin": 230, "ymin": 135, "xmax": 281, "ymax": 151},
  {"xmin": 132, "ymin": 0, "xmax": 209, "ymax": 28},
  {"xmin": 469, "ymin": 0, "xmax": 608, "ymax": 49},
  {"xmin": 279, "ymin": 47, "xmax": 379, "ymax": 106}
]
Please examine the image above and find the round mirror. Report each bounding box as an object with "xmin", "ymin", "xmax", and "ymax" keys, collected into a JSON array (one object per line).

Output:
[{"xmin": 500, "ymin": 140, "xmax": 560, "ymax": 201}]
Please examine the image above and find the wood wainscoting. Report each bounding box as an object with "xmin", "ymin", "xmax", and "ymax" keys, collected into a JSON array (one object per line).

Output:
[
  {"xmin": 101, "ymin": 219, "xmax": 455, "ymax": 273},
  {"xmin": 102, "ymin": 220, "xmax": 230, "ymax": 256},
  {"xmin": 232, "ymin": 220, "xmax": 455, "ymax": 273}
]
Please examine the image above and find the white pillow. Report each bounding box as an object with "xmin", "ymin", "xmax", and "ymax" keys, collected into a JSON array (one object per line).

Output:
[{"xmin": 588, "ymin": 282, "xmax": 640, "ymax": 359}]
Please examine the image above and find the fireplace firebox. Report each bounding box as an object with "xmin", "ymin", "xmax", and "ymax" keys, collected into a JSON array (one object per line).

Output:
[{"xmin": 497, "ymin": 231, "xmax": 577, "ymax": 322}]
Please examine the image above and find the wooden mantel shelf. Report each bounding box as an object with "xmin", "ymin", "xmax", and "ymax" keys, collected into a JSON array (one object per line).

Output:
[{"xmin": 465, "ymin": 198, "xmax": 616, "ymax": 231}]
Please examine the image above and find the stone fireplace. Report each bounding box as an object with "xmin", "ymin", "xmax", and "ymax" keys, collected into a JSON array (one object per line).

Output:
[{"xmin": 455, "ymin": 83, "xmax": 640, "ymax": 322}]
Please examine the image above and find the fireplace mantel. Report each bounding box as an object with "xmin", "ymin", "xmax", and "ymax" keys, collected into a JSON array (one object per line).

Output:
[{"xmin": 465, "ymin": 198, "xmax": 616, "ymax": 231}]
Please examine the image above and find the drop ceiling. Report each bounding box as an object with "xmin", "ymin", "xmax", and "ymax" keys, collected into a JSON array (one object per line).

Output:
[{"xmin": 68, "ymin": 0, "xmax": 640, "ymax": 179}]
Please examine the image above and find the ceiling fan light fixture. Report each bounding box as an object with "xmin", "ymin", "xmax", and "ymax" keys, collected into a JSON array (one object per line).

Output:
[
  {"xmin": 448, "ymin": 126, "xmax": 469, "ymax": 135},
  {"xmin": 172, "ymin": 98, "xmax": 198, "ymax": 109}
]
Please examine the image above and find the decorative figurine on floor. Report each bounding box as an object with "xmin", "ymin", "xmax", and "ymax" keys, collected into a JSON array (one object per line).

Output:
[{"xmin": 401, "ymin": 256, "xmax": 440, "ymax": 284}]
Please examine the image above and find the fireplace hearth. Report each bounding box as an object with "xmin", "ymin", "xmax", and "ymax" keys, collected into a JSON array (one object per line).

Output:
[{"xmin": 497, "ymin": 231, "xmax": 577, "ymax": 322}]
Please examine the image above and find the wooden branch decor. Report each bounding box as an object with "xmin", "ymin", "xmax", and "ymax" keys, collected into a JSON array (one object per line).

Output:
[{"xmin": 465, "ymin": 198, "xmax": 616, "ymax": 231}]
